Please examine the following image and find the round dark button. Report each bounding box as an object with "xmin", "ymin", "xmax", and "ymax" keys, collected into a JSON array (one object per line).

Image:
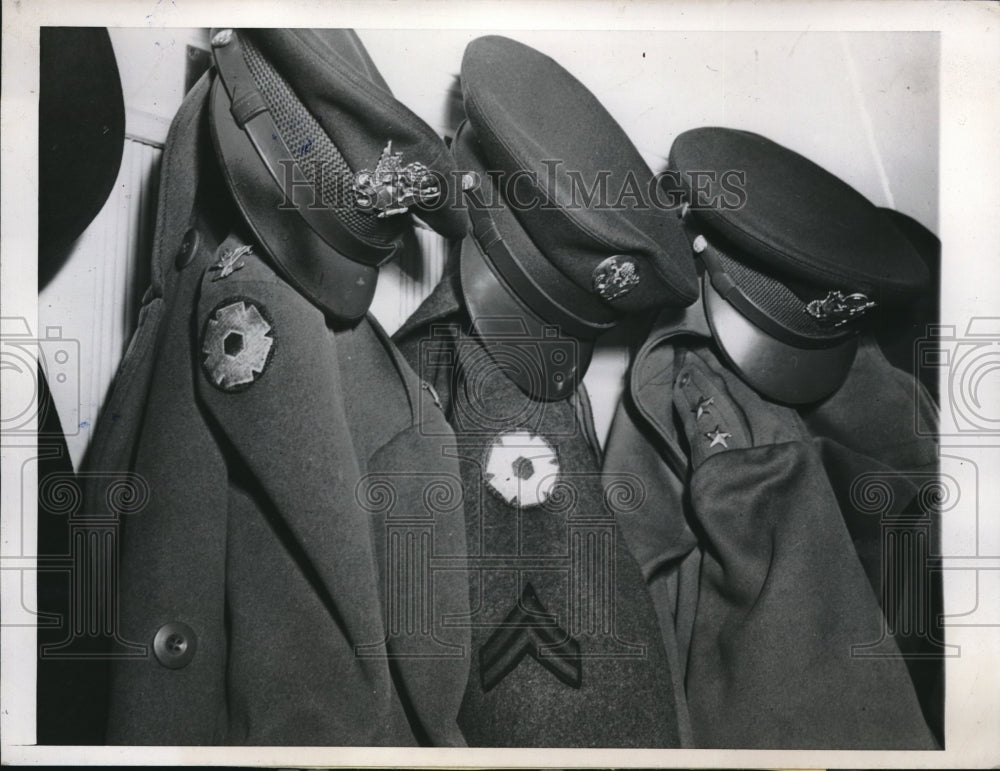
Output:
[
  {"xmin": 175, "ymin": 227, "xmax": 200, "ymax": 270},
  {"xmin": 152, "ymin": 621, "xmax": 197, "ymax": 669}
]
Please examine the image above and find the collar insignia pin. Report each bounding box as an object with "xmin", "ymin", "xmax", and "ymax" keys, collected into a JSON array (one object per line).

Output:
[
  {"xmin": 210, "ymin": 245, "xmax": 252, "ymax": 281},
  {"xmin": 421, "ymin": 381, "xmax": 443, "ymax": 411},
  {"xmin": 693, "ymin": 395, "xmax": 714, "ymax": 420},
  {"xmin": 705, "ymin": 425, "xmax": 732, "ymax": 449},
  {"xmin": 211, "ymin": 29, "xmax": 234, "ymax": 48}
]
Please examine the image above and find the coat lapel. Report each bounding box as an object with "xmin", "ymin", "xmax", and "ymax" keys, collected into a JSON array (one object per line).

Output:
[{"xmin": 194, "ymin": 244, "xmax": 392, "ymax": 695}]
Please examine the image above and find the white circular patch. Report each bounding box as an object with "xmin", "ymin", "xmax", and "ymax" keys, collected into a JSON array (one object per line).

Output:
[{"xmin": 482, "ymin": 430, "xmax": 559, "ymax": 507}]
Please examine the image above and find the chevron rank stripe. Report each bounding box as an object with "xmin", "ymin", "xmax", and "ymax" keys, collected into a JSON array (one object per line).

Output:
[{"xmin": 480, "ymin": 583, "xmax": 582, "ymax": 692}]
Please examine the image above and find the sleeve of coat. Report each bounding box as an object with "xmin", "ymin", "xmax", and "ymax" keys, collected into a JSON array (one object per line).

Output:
[
  {"xmin": 800, "ymin": 336, "xmax": 945, "ymax": 745},
  {"xmin": 673, "ymin": 345, "xmax": 937, "ymax": 750},
  {"xmin": 103, "ymin": 256, "xmax": 230, "ymax": 745}
]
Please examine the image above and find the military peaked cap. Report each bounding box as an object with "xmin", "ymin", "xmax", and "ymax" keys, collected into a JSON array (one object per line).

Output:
[
  {"xmin": 669, "ymin": 126, "xmax": 930, "ymax": 403},
  {"xmin": 210, "ymin": 28, "xmax": 466, "ymax": 320},
  {"xmin": 455, "ymin": 35, "xmax": 698, "ymax": 398}
]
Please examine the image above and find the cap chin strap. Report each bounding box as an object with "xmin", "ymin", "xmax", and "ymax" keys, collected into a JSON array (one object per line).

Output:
[
  {"xmin": 211, "ymin": 29, "xmax": 400, "ymax": 268},
  {"xmin": 696, "ymin": 235, "xmax": 858, "ymax": 351}
]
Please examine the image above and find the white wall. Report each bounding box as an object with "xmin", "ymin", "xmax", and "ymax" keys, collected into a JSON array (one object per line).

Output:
[{"xmin": 38, "ymin": 29, "xmax": 210, "ymax": 468}]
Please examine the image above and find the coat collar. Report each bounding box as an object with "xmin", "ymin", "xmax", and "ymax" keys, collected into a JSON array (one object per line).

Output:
[
  {"xmin": 392, "ymin": 244, "xmax": 464, "ymax": 342},
  {"xmin": 628, "ymin": 297, "xmax": 713, "ymax": 478}
]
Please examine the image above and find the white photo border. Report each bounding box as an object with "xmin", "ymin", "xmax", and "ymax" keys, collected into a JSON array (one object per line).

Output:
[{"xmin": 2, "ymin": 0, "xmax": 998, "ymax": 767}]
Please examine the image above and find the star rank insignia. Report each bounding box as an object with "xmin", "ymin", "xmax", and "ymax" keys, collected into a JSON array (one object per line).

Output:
[
  {"xmin": 210, "ymin": 244, "xmax": 253, "ymax": 281},
  {"xmin": 482, "ymin": 430, "xmax": 559, "ymax": 508},
  {"xmin": 202, "ymin": 300, "xmax": 274, "ymax": 392},
  {"xmin": 705, "ymin": 425, "xmax": 732, "ymax": 449},
  {"xmin": 693, "ymin": 395, "xmax": 714, "ymax": 420},
  {"xmin": 353, "ymin": 140, "xmax": 440, "ymax": 218}
]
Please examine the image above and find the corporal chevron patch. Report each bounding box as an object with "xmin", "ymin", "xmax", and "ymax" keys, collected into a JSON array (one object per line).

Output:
[{"xmin": 480, "ymin": 583, "xmax": 581, "ymax": 692}]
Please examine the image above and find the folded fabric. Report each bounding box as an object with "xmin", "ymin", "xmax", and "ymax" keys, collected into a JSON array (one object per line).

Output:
[{"xmin": 672, "ymin": 345, "xmax": 937, "ymax": 749}]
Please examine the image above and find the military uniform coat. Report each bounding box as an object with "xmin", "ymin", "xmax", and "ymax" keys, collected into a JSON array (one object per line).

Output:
[
  {"xmin": 83, "ymin": 74, "xmax": 470, "ymax": 746},
  {"xmin": 394, "ymin": 259, "xmax": 682, "ymax": 748},
  {"xmin": 603, "ymin": 304, "xmax": 941, "ymax": 749}
]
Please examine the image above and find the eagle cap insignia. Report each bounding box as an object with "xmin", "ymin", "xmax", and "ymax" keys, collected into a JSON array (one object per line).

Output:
[
  {"xmin": 592, "ymin": 255, "xmax": 640, "ymax": 301},
  {"xmin": 805, "ymin": 290, "xmax": 876, "ymax": 327},
  {"xmin": 353, "ymin": 140, "xmax": 441, "ymax": 217}
]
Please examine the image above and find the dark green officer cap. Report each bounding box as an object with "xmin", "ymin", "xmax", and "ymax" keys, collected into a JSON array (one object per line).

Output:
[
  {"xmin": 455, "ymin": 35, "xmax": 697, "ymax": 399},
  {"xmin": 209, "ymin": 28, "xmax": 467, "ymax": 321},
  {"xmin": 669, "ymin": 126, "xmax": 930, "ymax": 404},
  {"xmin": 454, "ymin": 120, "xmax": 603, "ymax": 401},
  {"xmin": 460, "ymin": 35, "xmax": 699, "ymax": 318}
]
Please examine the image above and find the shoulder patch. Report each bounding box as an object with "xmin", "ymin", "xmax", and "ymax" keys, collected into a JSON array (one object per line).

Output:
[
  {"xmin": 201, "ymin": 298, "xmax": 275, "ymax": 392},
  {"xmin": 482, "ymin": 430, "xmax": 560, "ymax": 507}
]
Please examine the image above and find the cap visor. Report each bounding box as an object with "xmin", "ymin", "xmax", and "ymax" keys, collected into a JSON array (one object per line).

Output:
[
  {"xmin": 209, "ymin": 77, "xmax": 377, "ymax": 321},
  {"xmin": 703, "ymin": 275, "xmax": 858, "ymax": 404},
  {"xmin": 452, "ymin": 122, "xmax": 617, "ymax": 333},
  {"xmin": 460, "ymin": 233, "xmax": 592, "ymax": 401}
]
